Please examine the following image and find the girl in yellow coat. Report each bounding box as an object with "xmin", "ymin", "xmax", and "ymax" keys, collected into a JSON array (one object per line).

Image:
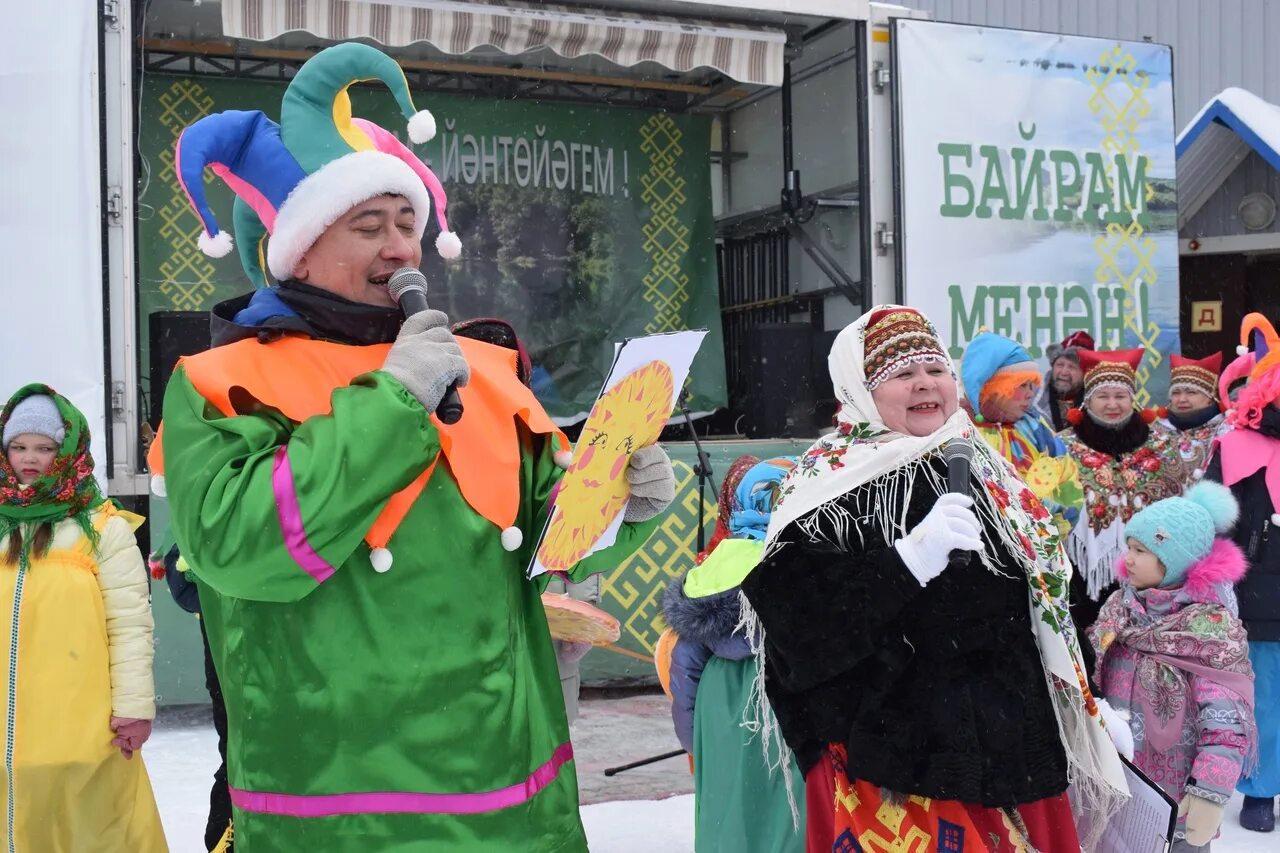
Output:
[{"xmin": 0, "ymin": 384, "xmax": 166, "ymax": 852}]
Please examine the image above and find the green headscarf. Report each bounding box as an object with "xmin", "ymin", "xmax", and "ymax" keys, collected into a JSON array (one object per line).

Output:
[{"xmin": 0, "ymin": 384, "xmax": 108, "ymax": 564}]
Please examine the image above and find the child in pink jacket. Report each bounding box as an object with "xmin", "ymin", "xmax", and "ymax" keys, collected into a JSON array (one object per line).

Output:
[{"xmin": 1089, "ymin": 481, "xmax": 1257, "ymax": 850}]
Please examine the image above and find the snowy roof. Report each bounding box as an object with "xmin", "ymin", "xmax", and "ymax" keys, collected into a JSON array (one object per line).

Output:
[{"xmin": 1176, "ymin": 87, "xmax": 1280, "ymax": 229}]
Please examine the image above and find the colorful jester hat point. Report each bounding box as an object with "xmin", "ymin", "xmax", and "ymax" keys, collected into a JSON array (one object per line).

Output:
[
  {"xmin": 1227, "ymin": 313, "xmax": 1280, "ymax": 421},
  {"xmin": 1239, "ymin": 312, "xmax": 1280, "ymax": 383},
  {"xmin": 351, "ymin": 118, "xmax": 461, "ymax": 259},
  {"xmin": 175, "ymin": 42, "xmax": 450, "ymax": 281},
  {"xmin": 175, "ymin": 109, "xmax": 307, "ymax": 259}
]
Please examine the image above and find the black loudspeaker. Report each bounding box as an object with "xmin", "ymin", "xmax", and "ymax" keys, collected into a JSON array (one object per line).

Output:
[
  {"xmin": 740, "ymin": 323, "xmax": 816, "ymax": 438},
  {"xmin": 148, "ymin": 311, "xmax": 212, "ymax": 427}
]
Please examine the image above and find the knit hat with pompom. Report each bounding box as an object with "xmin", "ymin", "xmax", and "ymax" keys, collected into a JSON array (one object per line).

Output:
[{"xmin": 1124, "ymin": 481, "xmax": 1239, "ymax": 588}]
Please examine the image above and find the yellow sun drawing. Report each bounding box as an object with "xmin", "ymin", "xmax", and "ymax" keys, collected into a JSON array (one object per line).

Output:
[{"xmin": 538, "ymin": 360, "xmax": 674, "ymax": 571}]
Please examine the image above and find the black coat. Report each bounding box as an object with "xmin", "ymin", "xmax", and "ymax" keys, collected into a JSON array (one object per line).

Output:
[
  {"xmin": 741, "ymin": 457, "xmax": 1068, "ymax": 808},
  {"xmin": 1205, "ymin": 409, "xmax": 1280, "ymax": 641}
]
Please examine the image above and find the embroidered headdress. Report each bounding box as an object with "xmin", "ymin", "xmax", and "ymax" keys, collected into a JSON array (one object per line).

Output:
[
  {"xmin": 1079, "ymin": 348, "xmax": 1144, "ymax": 402},
  {"xmin": 861, "ymin": 307, "xmax": 948, "ymax": 390},
  {"xmin": 1168, "ymin": 352, "xmax": 1222, "ymax": 402}
]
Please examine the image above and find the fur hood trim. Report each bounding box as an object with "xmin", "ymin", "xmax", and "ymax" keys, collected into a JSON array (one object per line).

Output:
[{"xmin": 662, "ymin": 574, "xmax": 743, "ymax": 647}]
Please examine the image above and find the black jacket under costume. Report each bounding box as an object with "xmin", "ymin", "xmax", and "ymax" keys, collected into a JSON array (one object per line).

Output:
[
  {"xmin": 741, "ymin": 457, "xmax": 1069, "ymax": 808},
  {"xmin": 1206, "ymin": 406, "xmax": 1280, "ymax": 642}
]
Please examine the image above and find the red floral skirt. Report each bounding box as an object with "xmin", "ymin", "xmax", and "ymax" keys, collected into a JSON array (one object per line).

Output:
[{"xmin": 807, "ymin": 744, "xmax": 1080, "ymax": 852}]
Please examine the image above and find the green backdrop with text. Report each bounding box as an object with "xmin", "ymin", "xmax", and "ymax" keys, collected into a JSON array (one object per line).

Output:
[{"xmin": 137, "ymin": 73, "xmax": 725, "ymax": 422}]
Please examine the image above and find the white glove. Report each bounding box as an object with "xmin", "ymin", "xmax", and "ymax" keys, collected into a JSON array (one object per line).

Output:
[
  {"xmin": 1095, "ymin": 698, "xmax": 1134, "ymax": 760},
  {"xmin": 893, "ymin": 493, "xmax": 984, "ymax": 586},
  {"xmin": 1178, "ymin": 793, "xmax": 1224, "ymax": 845}
]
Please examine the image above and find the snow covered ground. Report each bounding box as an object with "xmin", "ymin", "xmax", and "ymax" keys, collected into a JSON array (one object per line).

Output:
[
  {"xmin": 146, "ymin": 698, "xmax": 1273, "ymax": 852},
  {"xmin": 146, "ymin": 718, "xmax": 695, "ymax": 852}
]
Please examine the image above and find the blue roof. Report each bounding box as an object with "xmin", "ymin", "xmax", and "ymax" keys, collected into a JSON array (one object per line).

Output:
[
  {"xmin": 1177, "ymin": 87, "xmax": 1280, "ymax": 172},
  {"xmin": 1176, "ymin": 88, "xmax": 1280, "ymax": 229}
]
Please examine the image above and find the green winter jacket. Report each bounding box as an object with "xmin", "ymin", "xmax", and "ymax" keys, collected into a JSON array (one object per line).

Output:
[{"xmin": 663, "ymin": 539, "xmax": 806, "ymax": 853}]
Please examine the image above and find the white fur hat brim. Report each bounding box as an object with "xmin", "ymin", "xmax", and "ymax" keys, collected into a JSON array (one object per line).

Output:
[{"xmin": 266, "ymin": 150, "xmax": 432, "ymax": 280}]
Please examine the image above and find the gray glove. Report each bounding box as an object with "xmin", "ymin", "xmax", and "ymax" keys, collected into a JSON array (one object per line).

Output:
[
  {"xmin": 624, "ymin": 444, "xmax": 676, "ymax": 523},
  {"xmin": 381, "ymin": 310, "xmax": 470, "ymax": 414}
]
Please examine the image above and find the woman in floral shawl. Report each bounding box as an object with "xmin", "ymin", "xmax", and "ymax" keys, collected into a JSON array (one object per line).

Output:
[
  {"xmin": 741, "ymin": 307, "xmax": 1130, "ymax": 852},
  {"xmin": 1059, "ymin": 349, "xmax": 1189, "ymax": 656}
]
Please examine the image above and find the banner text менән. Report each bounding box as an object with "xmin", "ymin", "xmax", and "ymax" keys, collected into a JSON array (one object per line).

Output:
[{"xmin": 947, "ymin": 281, "xmax": 1152, "ymax": 359}]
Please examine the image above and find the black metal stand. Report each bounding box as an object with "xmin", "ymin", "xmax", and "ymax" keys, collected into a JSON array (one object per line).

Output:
[
  {"xmin": 604, "ymin": 396, "xmax": 714, "ymax": 778},
  {"xmin": 679, "ymin": 390, "xmax": 718, "ymax": 553},
  {"xmin": 603, "ymin": 748, "xmax": 687, "ymax": 777}
]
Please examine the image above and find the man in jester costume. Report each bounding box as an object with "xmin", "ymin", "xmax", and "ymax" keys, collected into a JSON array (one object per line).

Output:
[{"xmin": 148, "ymin": 43, "xmax": 675, "ymax": 852}]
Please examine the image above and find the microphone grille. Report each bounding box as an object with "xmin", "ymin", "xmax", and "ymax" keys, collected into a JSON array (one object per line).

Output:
[
  {"xmin": 941, "ymin": 436, "xmax": 974, "ymax": 463},
  {"xmin": 388, "ymin": 267, "xmax": 427, "ymax": 302}
]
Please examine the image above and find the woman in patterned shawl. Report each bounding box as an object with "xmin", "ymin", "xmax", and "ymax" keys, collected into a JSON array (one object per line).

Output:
[
  {"xmin": 741, "ymin": 306, "xmax": 1129, "ymax": 852},
  {"xmin": 1059, "ymin": 349, "xmax": 1190, "ymax": 663}
]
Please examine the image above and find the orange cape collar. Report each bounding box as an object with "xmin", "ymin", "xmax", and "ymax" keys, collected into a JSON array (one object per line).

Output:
[{"xmin": 150, "ymin": 335, "xmax": 566, "ymax": 548}]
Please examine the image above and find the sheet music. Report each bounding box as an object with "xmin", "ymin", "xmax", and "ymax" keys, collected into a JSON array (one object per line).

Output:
[{"xmin": 1072, "ymin": 757, "xmax": 1178, "ymax": 853}]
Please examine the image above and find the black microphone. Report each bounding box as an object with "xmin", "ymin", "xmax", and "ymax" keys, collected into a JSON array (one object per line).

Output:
[
  {"xmin": 387, "ymin": 267, "xmax": 464, "ymax": 425},
  {"xmin": 942, "ymin": 437, "xmax": 973, "ymax": 497},
  {"xmin": 941, "ymin": 437, "xmax": 975, "ymax": 569}
]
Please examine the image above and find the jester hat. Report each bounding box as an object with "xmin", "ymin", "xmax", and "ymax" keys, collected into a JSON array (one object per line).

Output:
[
  {"xmin": 1219, "ymin": 350, "xmax": 1256, "ymax": 409},
  {"xmin": 1238, "ymin": 313, "xmax": 1280, "ymax": 384},
  {"xmin": 175, "ymin": 42, "xmax": 460, "ymax": 282},
  {"xmin": 1225, "ymin": 313, "xmax": 1280, "ymax": 424},
  {"xmin": 227, "ymin": 118, "xmax": 461, "ymax": 288}
]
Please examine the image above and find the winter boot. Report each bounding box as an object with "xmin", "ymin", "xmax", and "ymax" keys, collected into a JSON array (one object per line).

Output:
[{"xmin": 1240, "ymin": 796, "xmax": 1276, "ymax": 832}]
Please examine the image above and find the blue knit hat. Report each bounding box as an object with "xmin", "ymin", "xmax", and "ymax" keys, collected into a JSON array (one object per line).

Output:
[
  {"xmin": 959, "ymin": 332, "xmax": 1039, "ymax": 408},
  {"xmin": 1125, "ymin": 482, "xmax": 1239, "ymax": 588}
]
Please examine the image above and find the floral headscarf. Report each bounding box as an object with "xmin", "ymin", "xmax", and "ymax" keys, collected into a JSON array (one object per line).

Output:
[
  {"xmin": 695, "ymin": 454, "xmax": 760, "ymax": 563},
  {"xmin": 0, "ymin": 384, "xmax": 107, "ymax": 564},
  {"xmin": 727, "ymin": 457, "xmax": 796, "ymax": 540}
]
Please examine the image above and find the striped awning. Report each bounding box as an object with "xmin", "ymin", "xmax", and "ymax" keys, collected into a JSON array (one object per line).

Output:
[{"xmin": 222, "ymin": 0, "xmax": 787, "ymax": 87}]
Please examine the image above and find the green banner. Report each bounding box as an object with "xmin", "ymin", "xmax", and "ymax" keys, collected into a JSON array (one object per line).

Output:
[{"xmin": 138, "ymin": 74, "xmax": 726, "ymax": 420}]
